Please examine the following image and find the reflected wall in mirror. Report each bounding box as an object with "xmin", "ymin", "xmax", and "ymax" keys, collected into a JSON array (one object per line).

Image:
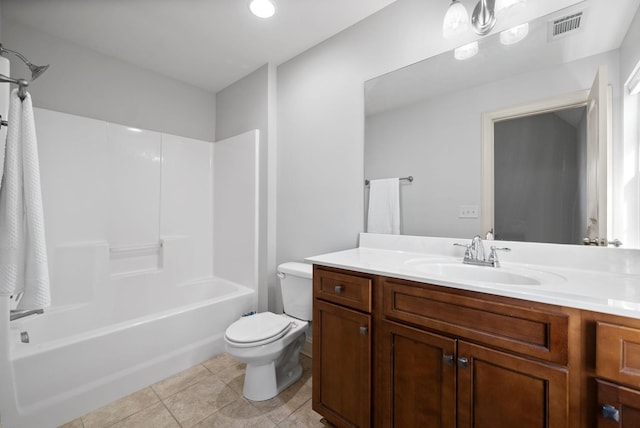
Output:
[
  {"xmin": 364, "ymin": 0, "xmax": 640, "ymax": 247},
  {"xmin": 493, "ymin": 104, "xmax": 588, "ymax": 244}
]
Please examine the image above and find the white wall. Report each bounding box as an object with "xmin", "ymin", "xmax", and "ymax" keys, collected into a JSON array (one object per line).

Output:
[
  {"xmin": 0, "ymin": 20, "xmax": 216, "ymax": 141},
  {"xmin": 275, "ymin": 0, "xmax": 582, "ymax": 263}
]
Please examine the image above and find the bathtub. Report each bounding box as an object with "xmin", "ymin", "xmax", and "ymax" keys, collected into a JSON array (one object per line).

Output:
[{"xmin": 0, "ymin": 276, "xmax": 255, "ymax": 428}]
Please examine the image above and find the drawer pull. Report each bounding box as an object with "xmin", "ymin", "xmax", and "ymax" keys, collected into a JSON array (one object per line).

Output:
[
  {"xmin": 359, "ymin": 326, "xmax": 368, "ymax": 335},
  {"xmin": 601, "ymin": 404, "xmax": 620, "ymax": 422},
  {"xmin": 457, "ymin": 357, "xmax": 469, "ymax": 368},
  {"xmin": 442, "ymin": 354, "xmax": 454, "ymax": 366},
  {"xmin": 334, "ymin": 285, "xmax": 344, "ymax": 293}
]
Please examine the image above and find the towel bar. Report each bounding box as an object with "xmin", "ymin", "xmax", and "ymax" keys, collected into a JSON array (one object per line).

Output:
[{"xmin": 364, "ymin": 176, "xmax": 413, "ymax": 186}]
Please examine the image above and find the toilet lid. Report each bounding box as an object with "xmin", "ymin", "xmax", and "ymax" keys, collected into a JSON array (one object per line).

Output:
[{"xmin": 225, "ymin": 312, "xmax": 293, "ymax": 344}]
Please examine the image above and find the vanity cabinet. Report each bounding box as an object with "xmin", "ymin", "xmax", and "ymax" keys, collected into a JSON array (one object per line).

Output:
[
  {"xmin": 311, "ymin": 264, "xmax": 640, "ymax": 428},
  {"xmin": 312, "ymin": 266, "xmax": 374, "ymax": 428},
  {"xmin": 594, "ymin": 321, "xmax": 640, "ymax": 426},
  {"xmin": 378, "ymin": 276, "xmax": 570, "ymax": 428},
  {"xmin": 378, "ymin": 320, "xmax": 456, "ymax": 426}
]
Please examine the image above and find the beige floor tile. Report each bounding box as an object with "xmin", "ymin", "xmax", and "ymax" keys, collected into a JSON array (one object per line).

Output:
[
  {"xmin": 251, "ymin": 382, "xmax": 313, "ymax": 425},
  {"xmin": 162, "ymin": 375, "xmax": 240, "ymax": 427},
  {"xmin": 216, "ymin": 361, "xmax": 247, "ymax": 395},
  {"xmin": 192, "ymin": 399, "xmax": 276, "ymax": 428},
  {"xmin": 276, "ymin": 398, "xmax": 327, "ymax": 428},
  {"xmin": 152, "ymin": 364, "xmax": 211, "ymax": 399},
  {"xmin": 58, "ymin": 418, "xmax": 84, "ymax": 428},
  {"xmin": 110, "ymin": 403, "xmax": 180, "ymax": 428},
  {"xmin": 300, "ymin": 355, "xmax": 312, "ymax": 371},
  {"xmin": 202, "ymin": 352, "xmax": 239, "ymax": 374},
  {"xmin": 82, "ymin": 387, "xmax": 159, "ymax": 428}
]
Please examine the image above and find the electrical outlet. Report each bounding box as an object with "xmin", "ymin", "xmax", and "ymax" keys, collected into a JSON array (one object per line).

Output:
[{"xmin": 459, "ymin": 205, "xmax": 479, "ymax": 218}]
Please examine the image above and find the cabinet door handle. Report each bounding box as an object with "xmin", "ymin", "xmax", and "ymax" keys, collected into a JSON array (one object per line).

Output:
[
  {"xmin": 442, "ymin": 354, "xmax": 454, "ymax": 366},
  {"xmin": 334, "ymin": 285, "xmax": 344, "ymax": 293},
  {"xmin": 359, "ymin": 326, "xmax": 368, "ymax": 335},
  {"xmin": 457, "ymin": 357, "xmax": 469, "ymax": 368},
  {"xmin": 601, "ymin": 404, "xmax": 620, "ymax": 422}
]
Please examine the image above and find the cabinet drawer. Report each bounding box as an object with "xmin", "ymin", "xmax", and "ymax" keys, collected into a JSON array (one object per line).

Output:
[
  {"xmin": 597, "ymin": 322, "xmax": 640, "ymax": 388},
  {"xmin": 382, "ymin": 277, "xmax": 569, "ymax": 365},
  {"xmin": 314, "ymin": 266, "xmax": 372, "ymax": 313}
]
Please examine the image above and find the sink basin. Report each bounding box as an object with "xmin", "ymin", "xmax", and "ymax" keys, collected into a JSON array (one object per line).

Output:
[{"xmin": 404, "ymin": 260, "xmax": 564, "ymax": 286}]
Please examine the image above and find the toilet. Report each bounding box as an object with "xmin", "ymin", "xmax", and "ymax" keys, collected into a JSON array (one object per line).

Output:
[{"xmin": 224, "ymin": 262, "xmax": 313, "ymax": 401}]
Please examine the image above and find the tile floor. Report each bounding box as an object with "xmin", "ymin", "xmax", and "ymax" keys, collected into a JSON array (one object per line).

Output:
[{"xmin": 60, "ymin": 353, "xmax": 328, "ymax": 428}]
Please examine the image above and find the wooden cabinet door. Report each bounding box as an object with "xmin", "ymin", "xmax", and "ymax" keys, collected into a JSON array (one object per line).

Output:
[
  {"xmin": 378, "ymin": 320, "xmax": 456, "ymax": 428},
  {"xmin": 313, "ymin": 299, "xmax": 371, "ymax": 428},
  {"xmin": 457, "ymin": 341, "xmax": 569, "ymax": 428},
  {"xmin": 597, "ymin": 379, "xmax": 640, "ymax": 427}
]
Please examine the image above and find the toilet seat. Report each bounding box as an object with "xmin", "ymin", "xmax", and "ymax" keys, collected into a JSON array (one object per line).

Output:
[{"xmin": 225, "ymin": 312, "xmax": 295, "ymax": 348}]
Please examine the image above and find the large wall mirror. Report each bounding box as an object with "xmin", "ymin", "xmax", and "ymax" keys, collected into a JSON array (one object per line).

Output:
[{"xmin": 364, "ymin": 0, "xmax": 640, "ymax": 247}]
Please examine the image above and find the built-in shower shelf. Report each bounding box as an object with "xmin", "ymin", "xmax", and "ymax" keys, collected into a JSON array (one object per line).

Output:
[{"xmin": 109, "ymin": 241, "xmax": 163, "ymax": 277}]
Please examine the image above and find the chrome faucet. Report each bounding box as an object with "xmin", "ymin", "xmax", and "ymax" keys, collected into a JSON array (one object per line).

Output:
[
  {"xmin": 454, "ymin": 235, "xmax": 510, "ymax": 267},
  {"xmin": 470, "ymin": 235, "xmax": 485, "ymax": 262}
]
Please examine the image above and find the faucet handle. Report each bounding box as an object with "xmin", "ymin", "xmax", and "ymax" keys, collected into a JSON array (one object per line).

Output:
[
  {"xmin": 453, "ymin": 243, "xmax": 472, "ymax": 259},
  {"xmin": 488, "ymin": 246, "xmax": 511, "ymax": 267}
]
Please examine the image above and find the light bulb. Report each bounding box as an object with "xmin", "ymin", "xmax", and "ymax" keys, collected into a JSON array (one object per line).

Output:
[
  {"xmin": 443, "ymin": 0, "xmax": 470, "ymax": 38},
  {"xmin": 495, "ymin": 0, "xmax": 526, "ymax": 12},
  {"xmin": 454, "ymin": 41, "xmax": 479, "ymax": 60},
  {"xmin": 500, "ymin": 23, "xmax": 529, "ymax": 45},
  {"xmin": 249, "ymin": 0, "xmax": 275, "ymax": 18}
]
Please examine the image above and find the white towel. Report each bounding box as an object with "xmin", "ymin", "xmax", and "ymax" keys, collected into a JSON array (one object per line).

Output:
[
  {"xmin": 0, "ymin": 89, "xmax": 50, "ymax": 309},
  {"xmin": 367, "ymin": 178, "xmax": 400, "ymax": 234}
]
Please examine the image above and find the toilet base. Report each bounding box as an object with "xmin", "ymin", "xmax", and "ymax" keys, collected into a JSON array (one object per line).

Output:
[{"xmin": 242, "ymin": 334, "xmax": 305, "ymax": 401}]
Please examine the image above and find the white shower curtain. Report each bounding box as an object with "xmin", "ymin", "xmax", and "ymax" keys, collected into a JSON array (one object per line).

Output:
[{"xmin": 0, "ymin": 89, "xmax": 50, "ymax": 310}]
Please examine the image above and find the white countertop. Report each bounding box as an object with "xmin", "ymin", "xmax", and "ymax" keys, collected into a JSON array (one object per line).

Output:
[{"xmin": 306, "ymin": 233, "xmax": 640, "ymax": 319}]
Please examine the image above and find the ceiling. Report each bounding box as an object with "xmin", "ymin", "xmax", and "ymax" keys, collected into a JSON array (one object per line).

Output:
[
  {"xmin": 0, "ymin": 0, "xmax": 397, "ymax": 93},
  {"xmin": 2, "ymin": 0, "xmax": 636, "ymax": 97}
]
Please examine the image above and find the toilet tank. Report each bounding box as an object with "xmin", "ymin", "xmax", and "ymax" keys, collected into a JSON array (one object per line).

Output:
[{"xmin": 278, "ymin": 262, "xmax": 313, "ymax": 321}]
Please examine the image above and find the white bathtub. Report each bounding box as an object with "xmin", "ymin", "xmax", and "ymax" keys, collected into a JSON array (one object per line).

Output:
[{"xmin": 0, "ymin": 276, "xmax": 255, "ymax": 428}]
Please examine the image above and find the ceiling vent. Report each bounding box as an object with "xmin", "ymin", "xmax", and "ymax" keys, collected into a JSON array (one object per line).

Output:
[{"xmin": 548, "ymin": 12, "xmax": 583, "ymax": 41}]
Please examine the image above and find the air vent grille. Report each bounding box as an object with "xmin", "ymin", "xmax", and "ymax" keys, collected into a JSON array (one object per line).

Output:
[{"xmin": 550, "ymin": 12, "xmax": 583, "ymax": 38}]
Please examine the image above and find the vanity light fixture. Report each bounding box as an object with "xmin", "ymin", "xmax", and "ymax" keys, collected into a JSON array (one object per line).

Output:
[
  {"xmin": 249, "ymin": 0, "xmax": 275, "ymax": 18},
  {"xmin": 499, "ymin": 22, "xmax": 529, "ymax": 45},
  {"xmin": 443, "ymin": 0, "xmax": 527, "ymax": 37},
  {"xmin": 471, "ymin": 0, "xmax": 497, "ymax": 35},
  {"xmin": 443, "ymin": 0, "xmax": 470, "ymax": 38},
  {"xmin": 454, "ymin": 41, "xmax": 479, "ymax": 60}
]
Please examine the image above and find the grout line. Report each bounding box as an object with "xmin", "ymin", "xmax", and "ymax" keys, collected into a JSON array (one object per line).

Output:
[{"xmin": 159, "ymin": 400, "xmax": 184, "ymax": 428}]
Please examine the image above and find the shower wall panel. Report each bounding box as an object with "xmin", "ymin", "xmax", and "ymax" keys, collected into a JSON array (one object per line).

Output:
[{"xmin": 33, "ymin": 108, "xmax": 217, "ymax": 306}]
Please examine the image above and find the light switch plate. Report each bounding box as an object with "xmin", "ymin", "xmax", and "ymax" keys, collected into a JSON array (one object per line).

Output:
[{"xmin": 459, "ymin": 205, "xmax": 479, "ymax": 218}]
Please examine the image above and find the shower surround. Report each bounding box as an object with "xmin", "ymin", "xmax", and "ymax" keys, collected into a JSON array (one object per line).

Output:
[{"xmin": 0, "ymin": 108, "xmax": 260, "ymax": 428}]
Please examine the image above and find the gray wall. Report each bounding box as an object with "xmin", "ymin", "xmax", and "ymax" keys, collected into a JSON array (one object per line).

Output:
[
  {"xmin": 0, "ymin": 20, "xmax": 216, "ymax": 141},
  {"xmin": 494, "ymin": 112, "xmax": 582, "ymax": 244}
]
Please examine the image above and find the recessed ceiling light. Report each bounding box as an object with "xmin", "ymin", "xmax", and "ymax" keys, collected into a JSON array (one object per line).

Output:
[{"xmin": 250, "ymin": 0, "xmax": 275, "ymax": 19}]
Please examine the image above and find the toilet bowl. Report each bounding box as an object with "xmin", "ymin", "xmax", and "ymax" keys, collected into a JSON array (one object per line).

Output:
[{"xmin": 224, "ymin": 262, "xmax": 312, "ymax": 401}]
